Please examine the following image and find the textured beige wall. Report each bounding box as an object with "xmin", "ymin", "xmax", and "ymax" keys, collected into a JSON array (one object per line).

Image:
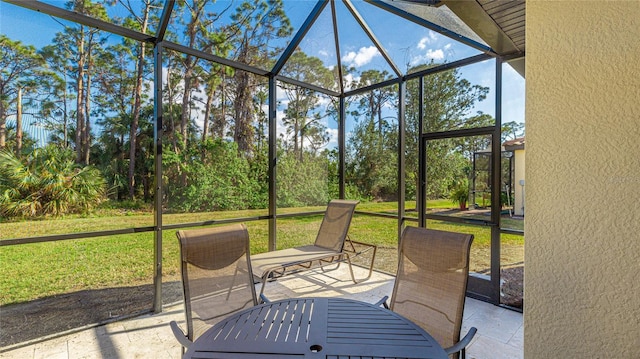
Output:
[{"xmin": 525, "ymin": 2, "xmax": 640, "ymax": 357}]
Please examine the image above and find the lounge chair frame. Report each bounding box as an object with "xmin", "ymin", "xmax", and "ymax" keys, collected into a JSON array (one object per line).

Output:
[{"xmin": 251, "ymin": 200, "xmax": 377, "ymax": 298}]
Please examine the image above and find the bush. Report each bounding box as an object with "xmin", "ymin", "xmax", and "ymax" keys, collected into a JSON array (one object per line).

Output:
[
  {"xmin": 163, "ymin": 139, "xmax": 267, "ymax": 212},
  {"xmin": 0, "ymin": 146, "xmax": 107, "ymax": 218}
]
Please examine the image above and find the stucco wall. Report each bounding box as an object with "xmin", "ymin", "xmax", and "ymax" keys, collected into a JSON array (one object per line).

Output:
[{"xmin": 525, "ymin": 2, "xmax": 640, "ymax": 357}]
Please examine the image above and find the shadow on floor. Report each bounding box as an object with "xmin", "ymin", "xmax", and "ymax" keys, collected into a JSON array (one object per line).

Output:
[{"xmin": 0, "ymin": 281, "xmax": 183, "ymax": 348}]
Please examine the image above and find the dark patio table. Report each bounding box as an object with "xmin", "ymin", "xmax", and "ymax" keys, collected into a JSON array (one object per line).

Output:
[{"xmin": 183, "ymin": 297, "xmax": 448, "ymax": 359}]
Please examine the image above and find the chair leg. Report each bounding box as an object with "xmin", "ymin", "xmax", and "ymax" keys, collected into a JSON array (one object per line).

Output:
[{"xmin": 345, "ymin": 245, "xmax": 377, "ymax": 284}]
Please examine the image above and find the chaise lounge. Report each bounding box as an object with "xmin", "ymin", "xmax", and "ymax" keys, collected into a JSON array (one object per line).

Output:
[{"xmin": 251, "ymin": 199, "xmax": 377, "ymax": 298}]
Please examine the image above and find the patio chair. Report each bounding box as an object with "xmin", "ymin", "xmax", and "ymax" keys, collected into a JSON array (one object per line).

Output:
[
  {"xmin": 169, "ymin": 223, "xmax": 258, "ymax": 350},
  {"xmin": 251, "ymin": 199, "xmax": 376, "ymax": 299},
  {"xmin": 376, "ymin": 226, "xmax": 477, "ymax": 359}
]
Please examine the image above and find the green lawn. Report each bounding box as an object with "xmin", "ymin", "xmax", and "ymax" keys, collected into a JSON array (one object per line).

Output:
[{"xmin": 0, "ymin": 202, "xmax": 524, "ymax": 306}]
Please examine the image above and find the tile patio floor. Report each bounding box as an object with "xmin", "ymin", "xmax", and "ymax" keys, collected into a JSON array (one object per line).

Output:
[{"xmin": 0, "ymin": 266, "xmax": 523, "ymax": 359}]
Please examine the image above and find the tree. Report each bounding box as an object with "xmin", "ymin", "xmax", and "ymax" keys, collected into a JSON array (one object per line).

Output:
[
  {"xmin": 229, "ymin": 0, "xmax": 292, "ymax": 155},
  {"xmin": 39, "ymin": 45, "xmax": 74, "ymax": 149},
  {"xmin": 280, "ymin": 51, "xmax": 334, "ymax": 160},
  {"xmin": 116, "ymin": 0, "xmax": 160, "ymax": 199},
  {"xmin": 174, "ymin": 0, "xmax": 211, "ymax": 150},
  {"xmin": 345, "ymin": 70, "xmax": 399, "ymax": 201},
  {"xmin": 0, "ymin": 36, "xmax": 45, "ymax": 152},
  {"xmin": 404, "ymin": 65, "xmax": 490, "ymax": 200},
  {"xmin": 502, "ymin": 120, "xmax": 525, "ymax": 142},
  {"xmin": 44, "ymin": 0, "xmax": 110, "ymax": 165}
]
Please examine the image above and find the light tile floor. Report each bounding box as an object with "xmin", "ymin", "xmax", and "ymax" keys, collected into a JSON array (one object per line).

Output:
[{"xmin": 0, "ymin": 266, "xmax": 522, "ymax": 359}]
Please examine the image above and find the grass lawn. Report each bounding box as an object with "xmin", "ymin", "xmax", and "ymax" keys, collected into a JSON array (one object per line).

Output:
[{"xmin": 0, "ymin": 201, "xmax": 524, "ymax": 306}]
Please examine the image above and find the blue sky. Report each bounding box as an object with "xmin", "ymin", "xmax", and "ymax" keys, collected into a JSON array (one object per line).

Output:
[{"xmin": 1, "ymin": 0, "xmax": 525, "ymax": 150}]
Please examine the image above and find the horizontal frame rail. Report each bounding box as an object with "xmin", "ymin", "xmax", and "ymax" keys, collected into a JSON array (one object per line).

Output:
[{"xmin": 1, "ymin": 210, "xmax": 521, "ymax": 247}]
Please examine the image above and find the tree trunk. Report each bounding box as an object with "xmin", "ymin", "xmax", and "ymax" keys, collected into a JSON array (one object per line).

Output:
[
  {"xmin": 75, "ymin": 28, "xmax": 86, "ymax": 164},
  {"xmin": 233, "ymin": 37, "xmax": 254, "ymax": 156},
  {"xmin": 212, "ymin": 77, "xmax": 226, "ymax": 138},
  {"xmin": 15, "ymin": 88, "xmax": 22, "ymax": 157},
  {"xmin": 201, "ymin": 83, "xmax": 215, "ymax": 161},
  {"xmin": 63, "ymin": 72, "xmax": 69, "ymax": 148},
  {"xmin": 128, "ymin": 5, "xmax": 150, "ymax": 199},
  {"xmin": 83, "ymin": 41, "xmax": 92, "ymax": 165},
  {"xmin": 0, "ymin": 119, "xmax": 5, "ymax": 149},
  {"xmin": 0, "ymin": 100, "xmax": 5, "ymax": 149}
]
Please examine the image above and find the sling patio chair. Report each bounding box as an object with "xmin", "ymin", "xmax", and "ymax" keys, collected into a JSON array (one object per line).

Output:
[
  {"xmin": 376, "ymin": 226, "xmax": 477, "ymax": 359},
  {"xmin": 170, "ymin": 223, "xmax": 259, "ymax": 351},
  {"xmin": 251, "ymin": 199, "xmax": 377, "ymax": 299}
]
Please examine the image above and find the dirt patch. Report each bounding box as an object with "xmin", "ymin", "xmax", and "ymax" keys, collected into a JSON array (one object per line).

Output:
[
  {"xmin": 501, "ymin": 266, "xmax": 524, "ymax": 308},
  {"xmin": 0, "ymin": 282, "xmax": 183, "ymax": 349}
]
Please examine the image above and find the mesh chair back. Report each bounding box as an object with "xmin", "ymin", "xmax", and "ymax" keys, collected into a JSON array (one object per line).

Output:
[
  {"xmin": 390, "ymin": 226, "xmax": 474, "ymax": 352},
  {"xmin": 313, "ymin": 200, "xmax": 359, "ymax": 252},
  {"xmin": 176, "ymin": 224, "xmax": 258, "ymax": 341}
]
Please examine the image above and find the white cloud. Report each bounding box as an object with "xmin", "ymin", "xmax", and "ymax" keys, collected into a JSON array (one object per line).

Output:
[
  {"xmin": 417, "ymin": 38, "xmax": 429, "ymax": 50},
  {"xmin": 426, "ymin": 49, "xmax": 445, "ymax": 61},
  {"xmin": 341, "ymin": 46, "xmax": 380, "ymax": 67},
  {"xmin": 409, "ymin": 48, "xmax": 446, "ymax": 66},
  {"xmin": 417, "ymin": 31, "xmax": 438, "ymax": 50}
]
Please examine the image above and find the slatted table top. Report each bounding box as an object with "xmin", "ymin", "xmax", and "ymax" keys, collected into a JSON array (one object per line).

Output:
[{"xmin": 184, "ymin": 297, "xmax": 448, "ymax": 359}]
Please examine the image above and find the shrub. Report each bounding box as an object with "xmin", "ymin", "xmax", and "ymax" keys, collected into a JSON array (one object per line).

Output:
[{"xmin": 0, "ymin": 146, "xmax": 107, "ymax": 218}]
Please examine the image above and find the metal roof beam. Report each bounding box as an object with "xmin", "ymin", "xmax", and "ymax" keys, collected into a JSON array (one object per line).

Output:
[
  {"xmin": 330, "ymin": 0, "xmax": 345, "ymax": 95},
  {"xmin": 344, "ymin": 77, "xmax": 401, "ymax": 97},
  {"xmin": 161, "ymin": 41, "xmax": 270, "ymax": 76},
  {"xmin": 404, "ymin": 53, "xmax": 493, "ymax": 81},
  {"xmin": 271, "ymin": 0, "xmax": 328, "ymax": 75},
  {"xmin": 366, "ymin": 0, "xmax": 496, "ymax": 56},
  {"xmin": 155, "ymin": 0, "xmax": 175, "ymax": 42},
  {"xmin": 343, "ymin": 0, "xmax": 402, "ymax": 78},
  {"xmin": 275, "ymin": 75, "xmax": 341, "ymax": 97},
  {"xmin": 5, "ymin": 0, "xmax": 156, "ymax": 43}
]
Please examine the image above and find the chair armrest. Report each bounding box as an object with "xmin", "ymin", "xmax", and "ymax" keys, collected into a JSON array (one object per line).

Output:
[
  {"xmin": 444, "ymin": 327, "xmax": 477, "ymax": 355},
  {"xmin": 259, "ymin": 293, "xmax": 271, "ymax": 304},
  {"xmin": 170, "ymin": 320, "xmax": 192, "ymax": 349},
  {"xmin": 373, "ymin": 295, "xmax": 390, "ymax": 309}
]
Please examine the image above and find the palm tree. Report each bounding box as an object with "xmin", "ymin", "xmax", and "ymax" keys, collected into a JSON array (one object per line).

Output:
[{"xmin": 0, "ymin": 146, "xmax": 106, "ymax": 218}]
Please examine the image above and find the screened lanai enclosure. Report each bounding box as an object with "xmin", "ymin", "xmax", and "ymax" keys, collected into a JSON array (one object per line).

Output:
[{"xmin": 0, "ymin": 0, "xmax": 525, "ymax": 347}]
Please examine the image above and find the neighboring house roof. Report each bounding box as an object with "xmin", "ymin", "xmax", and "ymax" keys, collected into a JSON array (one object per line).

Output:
[
  {"xmin": 5, "ymin": 114, "xmax": 52, "ymax": 148},
  {"xmin": 503, "ymin": 137, "xmax": 525, "ymax": 151}
]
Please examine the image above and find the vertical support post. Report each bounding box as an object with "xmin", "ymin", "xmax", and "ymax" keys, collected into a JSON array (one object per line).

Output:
[
  {"xmin": 339, "ymin": 96, "xmax": 346, "ymax": 199},
  {"xmin": 152, "ymin": 42, "xmax": 164, "ymax": 313},
  {"xmin": 268, "ymin": 75, "xmax": 277, "ymax": 252},
  {"xmin": 397, "ymin": 81, "xmax": 406, "ymax": 240},
  {"xmin": 490, "ymin": 58, "xmax": 504, "ymax": 304},
  {"xmin": 417, "ymin": 77, "xmax": 425, "ymax": 227}
]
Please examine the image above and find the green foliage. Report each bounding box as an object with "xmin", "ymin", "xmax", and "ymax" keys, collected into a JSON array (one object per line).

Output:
[
  {"xmin": 449, "ymin": 179, "xmax": 470, "ymax": 209},
  {"xmin": 502, "ymin": 121, "xmax": 525, "ymax": 142},
  {"xmin": 0, "ymin": 146, "xmax": 107, "ymax": 218},
  {"xmin": 276, "ymin": 151, "xmax": 330, "ymax": 207},
  {"xmin": 163, "ymin": 138, "xmax": 266, "ymax": 212},
  {"xmin": 405, "ymin": 66, "xmax": 490, "ymax": 200}
]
